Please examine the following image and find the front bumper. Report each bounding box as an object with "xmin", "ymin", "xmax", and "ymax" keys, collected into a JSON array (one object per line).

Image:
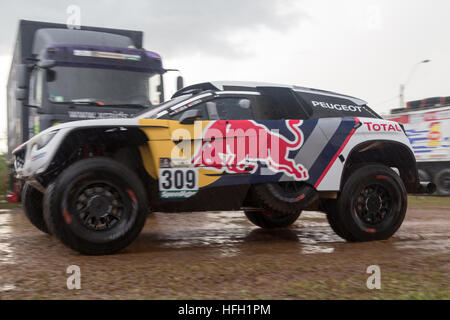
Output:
[{"xmin": 13, "ymin": 128, "xmax": 70, "ymax": 179}]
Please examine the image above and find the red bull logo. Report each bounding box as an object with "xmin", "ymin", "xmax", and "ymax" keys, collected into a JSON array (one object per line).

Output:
[{"xmin": 192, "ymin": 120, "xmax": 309, "ymax": 180}]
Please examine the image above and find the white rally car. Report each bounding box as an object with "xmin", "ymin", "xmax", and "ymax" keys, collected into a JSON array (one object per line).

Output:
[{"xmin": 13, "ymin": 81, "xmax": 434, "ymax": 254}]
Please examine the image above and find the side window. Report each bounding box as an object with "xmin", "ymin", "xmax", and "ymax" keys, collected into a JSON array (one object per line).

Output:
[
  {"xmin": 165, "ymin": 96, "xmax": 254, "ymax": 121},
  {"xmin": 214, "ymin": 97, "xmax": 253, "ymax": 120},
  {"xmin": 252, "ymin": 95, "xmax": 281, "ymax": 120},
  {"xmin": 169, "ymin": 101, "xmax": 209, "ymax": 121},
  {"xmin": 257, "ymin": 87, "xmax": 309, "ymax": 120},
  {"xmin": 149, "ymin": 74, "xmax": 162, "ymax": 105}
]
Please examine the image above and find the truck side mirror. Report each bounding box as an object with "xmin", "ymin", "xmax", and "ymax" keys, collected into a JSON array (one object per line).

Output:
[
  {"xmin": 16, "ymin": 64, "xmax": 28, "ymax": 89},
  {"xmin": 179, "ymin": 109, "xmax": 202, "ymax": 125},
  {"xmin": 37, "ymin": 59, "xmax": 56, "ymax": 69},
  {"xmin": 176, "ymin": 76, "xmax": 184, "ymax": 90},
  {"xmin": 15, "ymin": 88, "xmax": 27, "ymax": 101}
]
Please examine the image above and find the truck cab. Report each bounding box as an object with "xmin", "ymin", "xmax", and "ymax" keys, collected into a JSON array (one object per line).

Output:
[{"xmin": 7, "ymin": 20, "xmax": 182, "ymax": 159}]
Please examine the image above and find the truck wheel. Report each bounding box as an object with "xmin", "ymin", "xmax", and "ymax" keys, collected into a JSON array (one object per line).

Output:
[
  {"xmin": 330, "ymin": 164, "xmax": 407, "ymax": 242},
  {"xmin": 43, "ymin": 157, "xmax": 148, "ymax": 255},
  {"xmin": 434, "ymin": 169, "xmax": 450, "ymax": 196},
  {"xmin": 251, "ymin": 181, "xmax": 316, "ymax": 215},
  {"xmin": 22, "ymin": 183, "xmax": 50, "ymax": 234},
  {"xmin": 244, "ymin": 210, "xmax": 300, "ymax": 229},
  {"xmin": 418, "ymin": 169, "xmax": 430, "ymax": 182}
]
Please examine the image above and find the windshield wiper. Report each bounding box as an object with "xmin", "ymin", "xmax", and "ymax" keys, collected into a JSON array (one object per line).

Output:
[{"xmin": 100, "ymin": 103, "xmax": 149, "ymax": 108}]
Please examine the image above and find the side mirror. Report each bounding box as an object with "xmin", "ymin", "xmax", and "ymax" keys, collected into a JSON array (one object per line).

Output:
[
  {"xmin": 176, "ymin": 76, "xmax": 184, "ymax": 91},
  {"xmin": 16, "ymin": 64, "xmax": 28, "ymax": 89},
  {"xmin": 37, "ymin": 59, "xmax": 56, "ymax": 69},
  {"xmin": 15, "ymin": 88, "xmax": 27, "ymax": 101},
  {"xmin": 179, "ymin": 109, "xmax": 201, "ymax": 125}
]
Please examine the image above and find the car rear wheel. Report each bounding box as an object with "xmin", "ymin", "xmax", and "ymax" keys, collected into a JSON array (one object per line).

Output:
[
  {"xmin": 328, "ymin": 164, "xmax": 407, "ymax": 242},
  {"xmin": 244, "ymin": 210, "xmax": 300, "ymax": 229},
  {"xmin": 43, "ymin": 157, "xmax": 148, "ymax": 255},
  {"xmin": 251, "ymin": 181, "xmax": 316, "ymax": 215},
  {"xmin": 22, "ymin": 183, "xmax": 50, "ymax": 234}
]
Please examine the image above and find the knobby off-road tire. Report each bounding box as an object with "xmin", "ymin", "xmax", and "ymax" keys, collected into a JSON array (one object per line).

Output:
[
  {"xmin": 22, "ymin": 183, "xmax": 50, "ymax": 234},
  {"xmin": 43, "ymin": 157, "xmax": 148, "ymax": 255},
  {"xmin": 251, "ymin": 181, "xmax": 316, "ymax": 215},
  {"xmin": 328, "ymin": 164, "xmax": 407, "ymax": 242},
  {"xmin": 244, "ymin": 210, "xmax": 301, "ymax": 229},
  {"xmin": 322, "ymin": 199, "xmax": 352, "ymax": 240}
]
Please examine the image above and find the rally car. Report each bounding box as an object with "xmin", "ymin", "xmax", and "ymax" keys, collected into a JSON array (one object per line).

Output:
[{"xmin": 13, "ymin": 81, "xmax": 435, "ymax": 255}]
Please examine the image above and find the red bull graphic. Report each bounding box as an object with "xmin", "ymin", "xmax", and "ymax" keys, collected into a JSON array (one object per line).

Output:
[{"xmin": 192, "ymin": 119, "xmax": 309, "ymax": 180}]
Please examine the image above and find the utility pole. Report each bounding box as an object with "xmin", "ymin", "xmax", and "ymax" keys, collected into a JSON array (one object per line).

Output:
[
  {"xmin": 399, "ymin": 59, "xmax": 431, "ymax": 107},
  {"xmin": 399, "ymin": 84, "xmax": 405, "ymax": 108}
]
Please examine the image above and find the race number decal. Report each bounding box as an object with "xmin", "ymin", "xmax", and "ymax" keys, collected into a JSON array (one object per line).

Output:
[{"xmin": 159, "ymin": 168, "xmax": 198, "ymax": 199}]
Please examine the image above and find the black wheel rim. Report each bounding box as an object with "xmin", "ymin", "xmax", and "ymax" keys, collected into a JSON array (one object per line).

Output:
[
  {"xmin": 70, "ymin": 180, "xmax": 126, "ymax": 231},
  {"xmin": 354, "ymin": 183, "xmax": 393, "ymax": 226}
]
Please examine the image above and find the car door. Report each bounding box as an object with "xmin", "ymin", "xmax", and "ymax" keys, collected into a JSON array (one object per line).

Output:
[
  {"xmin": 154, "ymin": 96, "xmax": 211, "ymax": 200},
  {"xmin": 154, "ymin": 94, "xmax": 253, "ymax": 210},
  {"xmin": 159, "ymin": 93, "xmax": 261, "ymax": 193},
  {"xmin": 189, "ymin": 94, "xmax": 261, "ymax": 177}
]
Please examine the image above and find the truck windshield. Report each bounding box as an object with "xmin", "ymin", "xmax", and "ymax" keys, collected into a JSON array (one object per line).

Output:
[{"xmin": 46, "ymin": 66, "xmax": 162, "ymax": 107}]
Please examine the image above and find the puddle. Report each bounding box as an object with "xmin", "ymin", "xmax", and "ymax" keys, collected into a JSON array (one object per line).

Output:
[
  {"xmin": 201, "ymin": 211, "xmax": 247, "ymax": 229},
  {"xmin": 302, "ymin": 244, "xmax": 335, "ymax": 254},
  {"xmin": 0, "ymin": 214, "xmax": 16, "ymax": 265},
  {"xmin": 0, "ymin": 284, "xmax": 16, "ymax": 292},
  {"xmin": 135, "ymin": 218, "xmax": 342, "ymax": 258},
  {"xmin": 218, "ymin": 247, "xmax": 241, "ymax": 258},
  {"xmin": 301, "ymin": 211, "xmax": 326, "ymax": 219}
]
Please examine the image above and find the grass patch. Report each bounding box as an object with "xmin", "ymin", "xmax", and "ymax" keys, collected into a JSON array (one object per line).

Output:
[
  {"xmin": 0, "ymin": 153, "xmax": 9, "ymax": 200},
  {"xmin": 0, "ymin": 153, "xmax": 20, "ymax": 209},
  {"xmin": 282, "ymin": 270, "xmax": 449, "ymax": 300},
  {"xmin": 0, "ymin": 202, "xmax": 21, "ymax": 210},
  {"xmin": 408, "ymin": 196, "xmax": 450, "ymax": 208}
]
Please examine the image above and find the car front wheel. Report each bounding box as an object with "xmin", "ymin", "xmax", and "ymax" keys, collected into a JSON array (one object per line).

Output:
[
  {"xmin": 22, "ymin": 183, "xmax": 50, "ymax": 234},
  {"xmin": 43, "ymin": 157, "xmax": 148, "ymax": 255}
]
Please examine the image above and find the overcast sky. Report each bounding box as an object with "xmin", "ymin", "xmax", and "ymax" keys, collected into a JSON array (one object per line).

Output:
[{"xmin": 1, "ymin": 0, "xmax": 449, "ymax": 152}]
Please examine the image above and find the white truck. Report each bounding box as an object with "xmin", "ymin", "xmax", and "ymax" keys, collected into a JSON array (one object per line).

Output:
[{"xmin": 385, "ymin": 96, "xmax": 450, "ymax": 195}]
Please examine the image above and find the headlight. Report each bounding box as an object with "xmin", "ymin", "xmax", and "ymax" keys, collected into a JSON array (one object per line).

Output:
[{"xmin": 35, "ymin": 130, "xmax": 58, "ymax": 150}]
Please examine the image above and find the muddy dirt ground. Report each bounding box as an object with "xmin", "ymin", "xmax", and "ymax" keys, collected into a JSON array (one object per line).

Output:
[{"xmin": 0, "ymin": 200, "xmax": 448, "ymax": 299}]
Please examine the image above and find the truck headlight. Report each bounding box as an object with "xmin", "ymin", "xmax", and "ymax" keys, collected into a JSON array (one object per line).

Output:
[{"xmin": 35, "ymin": 130, "xmax": 58, "ymax": 150}]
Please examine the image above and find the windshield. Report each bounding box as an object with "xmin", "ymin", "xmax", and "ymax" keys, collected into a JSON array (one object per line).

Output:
[
  {"xmin": 136, "ymin": 94, "xmax": 194, "ymax": 118},
  {"xmin": 46, "ymin": 66, "xmax": 163, "ymax": 107}
]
